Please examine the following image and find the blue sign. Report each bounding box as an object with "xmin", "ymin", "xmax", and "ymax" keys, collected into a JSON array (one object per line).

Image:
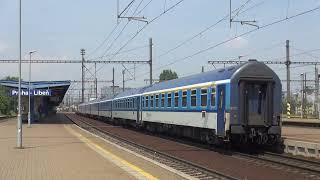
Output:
[{"xmin": 11, "ymin": 89, "xmax": 52, "ymax": 96}]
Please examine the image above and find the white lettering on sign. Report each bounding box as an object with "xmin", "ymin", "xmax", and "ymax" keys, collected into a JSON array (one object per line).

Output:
[{"xmin": 11, "ymin": 89, "xmax": 52, "ymax": 96}]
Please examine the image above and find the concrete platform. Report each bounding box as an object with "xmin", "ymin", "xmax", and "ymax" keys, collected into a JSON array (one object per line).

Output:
[
  {"xmin": 0, "ymin": 115, "xmax": 184, "ymax": 180},
  {"xmin": 282, "ymin": 126, "xmax": 320, "ymax": 159}
]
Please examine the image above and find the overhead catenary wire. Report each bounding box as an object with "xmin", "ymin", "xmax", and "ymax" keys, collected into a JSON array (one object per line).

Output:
[
  {"xmin": 93, "ymin": 0, "xmax": 146, "ymax": 61},
  {"xmin": 291, "ymin": 46, "xmax": 320, "ymax": 60},
  {"xmin": 154, "ymin": 6, "xmax": 320, "ymax": 71},
  {"xmin": 86, "ymin": 1, "xmax": 136, "ymax": 58},
  {"xmin": 157, "ymin": 0, "xmax": 265, "ymax": 59},
  {"xmin": 130, "ymin": 0, "xmax": 266, "ymax": 73},
  {"xmin": 108, "ymin": 0, "xmax": 186, "ymax": 61},
  {"xmin": 88, "ymin": 44, "xmax": 148, "ymax": 60},
  {"xmin": 129, "ymin": 5, "xmax": 320, "ymax": 82},
  {"xmin": 84, "ymin": 0, "xmax": 147, "ymax": 81},
  {"xmin": 94, "ymin": 0, "xmax": 186, "ymax": 76},
  {"xmin": 137, "ymin": 0, "xmax": 154, "ymax": 15}
]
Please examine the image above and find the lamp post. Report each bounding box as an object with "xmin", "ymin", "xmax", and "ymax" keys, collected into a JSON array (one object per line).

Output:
[
  {"xmin": 28, "ymin": 50, "xmax": 37, "ymax": 127},
  {"xmin": 17, "ymin": 0, "xmax": 22, "ymax": 148}
]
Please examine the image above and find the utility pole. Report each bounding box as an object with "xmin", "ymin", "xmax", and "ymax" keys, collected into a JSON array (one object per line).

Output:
[
  {"xmin": 122, "ymin": 69, "xmax": 125, "ymax": 92},
  {"xmin": 17, "ymin": 0, "xmax": 22, "ymax": 148},
  {"xmin": 149, "ymin": 38, "xmax": 153, "ymax": 85},
  {"xmin": 94, "ymin": 62, "xmax": 97, "ymax": 99},
  {"xmin": 112, "ymin": 67, "xmax": 115, "ymax": 96},
  {"xmin": 315, "ymin": 66, "xmax": 319, "ymax": 118},
  {"xmin": 301, "ymin": 73, "xmax": 304, "ymax": 118},
  {"xmin": 81, "ymin": 49, "xmax": 85, "ymax": 103},
  {"xmin": 286, "ymin": 40, "xmax": 291, "ymax": 116},
  {"xmin": 201, "ymin": 66, "xmax": 204, "ymax": 73}
]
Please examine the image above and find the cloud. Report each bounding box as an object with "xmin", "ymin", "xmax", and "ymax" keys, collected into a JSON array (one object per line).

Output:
[{"xmin": 225, "ymin": 37, "xmax": 249, "ymax": 49}]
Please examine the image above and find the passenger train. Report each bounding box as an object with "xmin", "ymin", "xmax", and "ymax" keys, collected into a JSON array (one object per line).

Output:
[{"xmin": 77, "ymin": 60, "xmax": 282, "ymax": 145}]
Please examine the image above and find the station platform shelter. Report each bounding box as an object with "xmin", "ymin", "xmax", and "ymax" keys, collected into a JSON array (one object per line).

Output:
[{"xmin": 0, "ymin": 80, "xmax": 70, "ymax": 122}]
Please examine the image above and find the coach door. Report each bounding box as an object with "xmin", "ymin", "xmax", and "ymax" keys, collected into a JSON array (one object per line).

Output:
[
  {"xmin": 136, "ymin": 97, "xmax": 141, "ymax": 124},
  {"xmin": 217, "ymin": 85, "xmax": 226, "ymax": 136}
]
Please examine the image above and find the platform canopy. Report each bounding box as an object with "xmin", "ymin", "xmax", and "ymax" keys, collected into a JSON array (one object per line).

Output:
[{"xmin": 0, "ymin": 80, "xmax": 70, "ymax": 106}]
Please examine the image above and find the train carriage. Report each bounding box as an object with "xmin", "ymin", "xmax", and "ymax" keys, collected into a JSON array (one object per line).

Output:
[{"xmin": 77, "ymin": 60, "xmax": 282, "ymax": 145}]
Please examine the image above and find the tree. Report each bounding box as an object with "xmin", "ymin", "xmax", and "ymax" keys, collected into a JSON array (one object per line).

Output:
[
  {"xmin": 3, "ymin": 76, "xmax": 19, "ymax": 81},
  {"xmin": 0, "ymin": 76, "xmax": 19, "ymax": 115},
  {"xmin": 159, "ymin": 69, "xmax": 178, "ymax": 82}
]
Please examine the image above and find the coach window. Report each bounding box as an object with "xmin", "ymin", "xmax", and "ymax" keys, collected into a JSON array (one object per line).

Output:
[
  {"xmin": 145, "ymin": 96, "xmax": 149, "ymax": 108},
  {"xmin": 174, "ymin": 92, "xmax": 179, "ymax": 107},
  {"xmin": 133, "ymin": 98, "xmax": 136, "ymax": 108},
  {"xmin": 182, "ymin": 90, "xmax": 187, "ymax": 107},
  {"xmin": 150, "ymin": 95, "xmax": 154, "ymax": 108},
  {"xmin": 211, "ymin": 87, "xmax": 216, "ymax": 107},
  {"xmin": 191, "ymin": 89, "xmax": 197, "ymax": 107},
  {"xmin": 127, "ymin": 99, "xmax": 129, "ymax": 109},
  {"xmin": 127, "ymin": 99, "xmax": 131, "ymax": 109},
  {"xmin": 201, "ymin": 88, "xmax": 208, "ymax": 107},
  {"xmin": 155, "ymin": 95, "xmax": 159, "ymax": 108},
  {"xmin": 161, "ymin": 94, "xmax": 165, "ymax": 107},
  {"xmin": 167, "ymin": 93, "xmax": 172, "ymax": 108},
  {"xmin": 128, "ymin": 99, "xmax": 131, "ymax": 109},
  {"xmin": 142, "ymin": 97, "xmax": 145, "ymax": 108}
]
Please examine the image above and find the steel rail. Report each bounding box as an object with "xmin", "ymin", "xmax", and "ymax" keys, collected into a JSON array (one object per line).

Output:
[{"xmin": 66, "ymin": 114, "xmax": 239, "ymax": 180}]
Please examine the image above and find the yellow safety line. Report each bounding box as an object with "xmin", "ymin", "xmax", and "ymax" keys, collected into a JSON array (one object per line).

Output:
[{"xmin": 64, "ymin": 125, "xmax": 158, "ymax": 180}]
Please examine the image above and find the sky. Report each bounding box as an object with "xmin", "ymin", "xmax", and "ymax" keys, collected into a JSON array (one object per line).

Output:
[{"xmin": 0, "ymin": 0, "xmax": 320, "ymax": 100}]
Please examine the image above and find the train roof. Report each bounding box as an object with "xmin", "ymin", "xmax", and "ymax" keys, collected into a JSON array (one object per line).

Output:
[
  {"xmin": 113, "ymin": 87, "xmax": 147, "ymax": 99},
  {"xmin": 143, "ymin": 63, "xmax": 243, "ymax": 93},
  {"xmin": 79, "ymin": 60, "xmax": 280, "ymax": 105}
]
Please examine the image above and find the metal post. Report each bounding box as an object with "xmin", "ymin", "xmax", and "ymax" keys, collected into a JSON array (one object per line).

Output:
[
  {"xmin": 28, "ymin": 53, "xmax": 31, "ymax": 127},
  {"xmin": 304, "ymin": 73, "xmax": 307, "ymax": 118},
  {"xmin": 301, "ymin": 73, "xmax": 304, "ymax": 119},
  {"xmin": 201, "ymin": 66, "xmax": 204, "ymax": 73},
  {"xmin": 112, "ymin": 67, "xmax": 115, "ymax": 95},
  {"xmin": 81, "ymin": 49, "xmax": 85, "ymax": 103},
  {"xmin": 17, "ymin": 0, "xmax": 22, "ymax": 148},
  {"xmin": 95, "ymin": 62, "xmax": 97, "ymax": 99},
  {"xmin": 122, "ymin": 69, "xmax": 125, "ymax": 92},
  {"xmin": 286, "ymin": 40, "xmax": 291, "ymax": 112},
  {"xmin": 229, "ymin": 0, "xmax": 232, "ymax": 28},
  {"xmin": 315, "ymin": 66, "xmax": 319, "ymax": 118},
  {"xmin": 28, "ymin": 51, "xmax": 36, "ymax": 127},
  {"xmin": 95, "ymin": 78, "xmax": 98, "ymax": 99},
  {"xmin": 149, "ymin": 38, "xmax": 153, "ymax": 85}
]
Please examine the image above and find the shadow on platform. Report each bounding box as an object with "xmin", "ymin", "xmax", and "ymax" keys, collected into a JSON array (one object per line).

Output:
[{"xmin": 30, "ymin": 113, "xmax": 73, "ymax": 124}]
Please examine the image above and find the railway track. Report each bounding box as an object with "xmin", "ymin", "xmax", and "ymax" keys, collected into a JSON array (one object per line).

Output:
[
  {"xmin": 234, "ymin": 152, "xmax": 320, "ymax": 179},
  {"xmin": 65, "ymin": 114, "xmax": 239, "ymax": 180},
  {"xmin": 66, "ymin": 114, "xmax": 320, "ymax": 180},
  {"xmin": 161, "ymin": 133, "xmax": 320, "ymax": 179}
]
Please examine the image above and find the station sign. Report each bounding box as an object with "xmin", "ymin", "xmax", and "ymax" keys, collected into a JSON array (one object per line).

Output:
[{"xmin": 11, "ymin": 89, "xmax": 52, "ymax": 96}]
